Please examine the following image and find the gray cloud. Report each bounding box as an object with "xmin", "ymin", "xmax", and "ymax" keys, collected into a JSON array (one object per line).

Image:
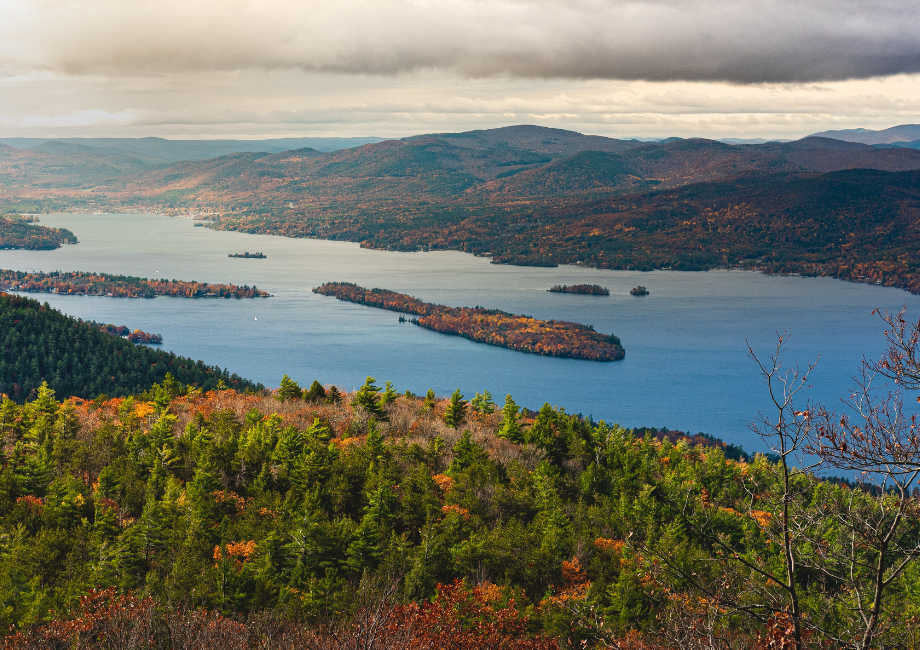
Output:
[{"xmin": 2, "ymin": 0, "xmax": 920, "ymax": 83}]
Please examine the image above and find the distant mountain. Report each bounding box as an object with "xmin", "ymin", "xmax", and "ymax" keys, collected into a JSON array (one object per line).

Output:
[
  {"xmin": 414, "ymin": 124, "xmax": 645, "ymax": 155},
  {"xmin": 809, "ymin": 124, "xmax": 920, "ymax": 145},
  {"xmin": 0, "ymin": 136, "xmax": 385, "ymax": 162},
  {"xmin": 471, "ymin": 136, "xmax": 920, "ymax": 199},
  {"xmin": 4, "ymin": 124, "xmax": 920, "ymax": 294}
]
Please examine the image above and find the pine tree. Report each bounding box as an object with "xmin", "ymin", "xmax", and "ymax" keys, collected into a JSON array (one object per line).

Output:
[
  {"xmin": 345, "ymin": 482, "xmax": 397, "ymax": 573},
  {"xmin": 533, "ymin": 460, "xmax": 571, "ymax": 559},
  {"xmin": 306, "ymin": 417, "xmax": 333, "ymax": 443},
  {"xmin": 471, "ymin": 390, "xmax": 496, "ymax": 415},
  {"xmin": 497, "ymin": 394, "xmax": 525, "ymax": 443},
  {"xmin": 277, "ymin": 375, "xmax": 303, "ymax": 402},
  {"xmin": 304, "ymin": 380, "xmax": 326, "ymax": 403},
  {"xmin": 325, "ymin": 385, "xmax": 343, "ymax": 404},
  {"xmin": 352, "ymin": 377, "xmax": 388, "ymax": 421},
  {"xmin": 380, "ymin": 381, "xmax": 398, "ymax": 406},
  {"xmin": 444, "ymin": 389, "xmax": 468, "ymax": 429},
  {"xmin": 449, "ymin": 430, "xmax": 488, "ymax": 473},
  {"xmin": 365, "ymin": 418, "xmax": 385, "ymax": 463},
  {"xmin": 422, "ymin": 388, "xmax": 436, "ymax": 411}
]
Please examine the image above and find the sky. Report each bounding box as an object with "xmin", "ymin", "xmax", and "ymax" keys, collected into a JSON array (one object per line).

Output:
[{"xmin": 1, "ymin": 0, "xmax": 920, "ymax": 140}]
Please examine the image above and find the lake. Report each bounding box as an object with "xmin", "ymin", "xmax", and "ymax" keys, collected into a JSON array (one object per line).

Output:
[{"xmin": 6, "ymin": 213, "xmax": 920, "ymax": 454}]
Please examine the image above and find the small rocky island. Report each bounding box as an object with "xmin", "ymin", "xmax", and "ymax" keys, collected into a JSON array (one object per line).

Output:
[
  {"xmin": 228, "ymin": 252, "xmax": 266, "ymax": 258},
  {"xmin": 548, "ymin": 284, "xmax": 609, "ymax": 296},
  {"xmin": 630, "ymin": 286, "xmax": 650, "ymax": 296}
]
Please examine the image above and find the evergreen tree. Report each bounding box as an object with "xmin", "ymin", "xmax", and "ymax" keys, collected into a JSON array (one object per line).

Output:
[
  {"xmin": 351, "ymin": 377, "xmax": 388, "ymax": 421},
  {"xmin": 345, "ymin": 483, "xmax": 397, "ymax": 573},
  {"xmin": 380, "ymin": 381, "xmax": 398, "ymax": 406},
  {"xmin": 277, "ymin": 375, "xmax": 303, "ymax": 402},
  {"xmin": 304, "ymin": 380, "xmax": 327, "ymax": 403},
  {"xmin": 422, "ymin": 388, "xmax": 436, "ymax": 411},
  {"xmin": 365, "ymin": 419, "xmax": 385, "ymax": 463},
  {"xmin": 471, "ymin": 390, "xmax": 496, "ymax": 415},
  {"xmin": 306, "ymin": 417, "xmax": 333, "ymax": 443},
  {"xmin": 448, "ymin": 430, "xmax": 488, "ymax": 473},
  {"xmin": 444, "ymin": 389, "xmax": 467, "ymax": 429},
  {"xmin": 497, "ymin": 394, "xmax": 525, "ymax": 442},
  {"xmin": 324, "ymin": 386, "xmax": 343, "ymax": 404}
]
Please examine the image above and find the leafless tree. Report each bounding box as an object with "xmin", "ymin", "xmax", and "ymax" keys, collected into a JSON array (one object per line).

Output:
[{"xmin": 803, "ymin": 310, "xmax": 920, "ymax": 650}]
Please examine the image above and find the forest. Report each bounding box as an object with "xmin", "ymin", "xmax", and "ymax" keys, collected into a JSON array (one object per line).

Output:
[
  {"xmin": 314, "ymin": 282, "xmax": 624, "ymax": 361},
  {"xmin": 0, "ymin": 270, "xmax": 269, "ymax": 299},
  {"xmin": 0, "ymin": 293, "xmax": 260, "ymax": 401},
  {"xmin": 0, "ymin": 217, "xmax": 77, "ymax": 250},
  {"xmin": 1, "ymin": 305, "xmax": 920, "ymax": 648}
]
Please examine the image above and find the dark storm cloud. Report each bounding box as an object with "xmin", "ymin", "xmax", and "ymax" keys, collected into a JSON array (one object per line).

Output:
[{"xmin": 3, "ymin": 0, "xmax": 920, "ymax": 83}]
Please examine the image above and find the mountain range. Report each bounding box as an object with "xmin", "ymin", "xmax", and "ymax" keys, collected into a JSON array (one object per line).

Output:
[
  {"xmin": 810, "ymin": 124, "xmax": 920, "ymax": 147},
  {"xmin": 0, "ymin": 136, "xmax": 384, "ymax": 164},
  {"xmin": 2, "ymin": 124, "xmax": 920, "ymax": 293}
]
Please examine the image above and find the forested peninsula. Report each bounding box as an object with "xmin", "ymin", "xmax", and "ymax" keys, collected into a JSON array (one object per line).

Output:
[
  {"xmin": 0, "ymin": 270, "xmax": 269, "ymax": 299},
  {"xmin": 313, "ymin": 282, "xmax": 624, "ymax": 361},
  {"xmin": 0, "ymin": 293, "xmax": 259, "ymax": 401},
  {"xmin": 0, "ymin": 217, "xmax": 77, "ymax": 249}
]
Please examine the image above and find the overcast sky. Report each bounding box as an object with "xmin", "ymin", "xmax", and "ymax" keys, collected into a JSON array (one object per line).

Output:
[{"xmin": 2, "ymin": 0, "xmax": 919, "ymax": 140}]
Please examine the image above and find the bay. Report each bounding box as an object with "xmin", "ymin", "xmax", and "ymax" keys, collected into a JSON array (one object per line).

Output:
[{"xmin": 6, "ymin": 213, "xmax": 919, "ymax": 454}]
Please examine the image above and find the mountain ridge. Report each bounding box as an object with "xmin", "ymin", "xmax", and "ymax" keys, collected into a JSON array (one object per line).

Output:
[{"xmin": 4, "ymin": 124, "xmax": 920, "ymax": 293}]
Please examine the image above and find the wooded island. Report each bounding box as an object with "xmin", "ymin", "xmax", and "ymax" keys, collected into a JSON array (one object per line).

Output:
[
  {"xmin": 548, "ymin": 284, "xmax": 609, "ymax": 295},
  {"xmin": 313, "ymin": 282, "xmax": 624, "ymax": 361},
  {"xmin": 0, "ymin": 269, "xmax": 269, "ymax": 299}
]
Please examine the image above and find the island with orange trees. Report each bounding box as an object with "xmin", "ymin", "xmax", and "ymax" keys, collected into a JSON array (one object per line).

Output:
[
  {"xmin": 0, "ymin": 269, "xmax": 270, "ymax": 299},
  {"xmin": 313, "ymin": 282, "xmax": 624, "ymax": 361},
  {"xmin": 548, "ymin": 284, "xmax": 609, "ymax": 296}
]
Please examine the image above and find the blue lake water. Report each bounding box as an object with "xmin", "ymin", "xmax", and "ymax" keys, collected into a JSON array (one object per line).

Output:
[{"xmin": 5, "ymin": 213, "xmax": 920, "ymax": 454}]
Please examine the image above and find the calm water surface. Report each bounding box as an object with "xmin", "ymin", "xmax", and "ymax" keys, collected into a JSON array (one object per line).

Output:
[{"xmin": 6, "ymin": 213, "xmax": 920, "ymax": 454}]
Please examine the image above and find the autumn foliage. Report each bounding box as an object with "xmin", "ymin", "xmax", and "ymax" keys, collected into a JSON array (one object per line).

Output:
[
  {"xmin": 0, "ymin": 269, "xmax": 269, "ymax": 299},
  {"xmin": 313, "ymin": 282, "xmax": 625, "ymax": 361},
  {"xmin": 0, "ymin": 217, "xmax": 77, "ymax": 250}
]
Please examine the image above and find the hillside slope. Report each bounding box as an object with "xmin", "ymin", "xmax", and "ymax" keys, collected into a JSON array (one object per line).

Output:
[{"xmin": 0, "ymin": 293, "xmax": 260, "ymax": 400}]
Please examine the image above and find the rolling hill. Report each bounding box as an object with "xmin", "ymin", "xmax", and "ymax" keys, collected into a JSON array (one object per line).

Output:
[{"xmin": 3, "ymin": 125, "xmax": 920, "ymax": 292}]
